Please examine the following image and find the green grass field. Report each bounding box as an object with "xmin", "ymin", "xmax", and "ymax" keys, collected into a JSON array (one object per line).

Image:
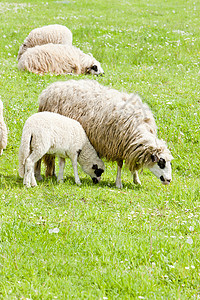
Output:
[{"xmin": 0, "ymin": 0, "xmax": 200, "ymax": 299}]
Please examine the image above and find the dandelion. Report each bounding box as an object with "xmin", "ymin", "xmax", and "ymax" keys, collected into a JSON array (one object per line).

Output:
[
  {"xmin": 191, "ymin": 265, "xmax": 195, "ymax": 269},
  {"xmin": 185, "ymin": 267, "xmax": 189, "ymax": 270}
]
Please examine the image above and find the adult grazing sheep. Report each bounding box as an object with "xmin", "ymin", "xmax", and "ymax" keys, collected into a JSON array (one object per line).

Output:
[
  {"xmin": 17, "ymin": 24, "xmax": 73, "ymax": 60},
  {"xmin": 19, "ymin": 112, "xmax": 105, "ymax": 188},
  {"xmin": 36, "ymin": 79, "xmax": 173, "ymax": 188},
  {"xmin": 0, "ymin": 99, "xmax": 8, "ymax": 155},
  {"xmin": 18, "ymin": 44, "xmax": 104, "ymax": 76}
]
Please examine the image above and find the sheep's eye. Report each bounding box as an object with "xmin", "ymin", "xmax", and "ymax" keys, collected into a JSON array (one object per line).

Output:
[{"xmin": 158, "ymin": 158, "xmax": 166, "ymax": 169}]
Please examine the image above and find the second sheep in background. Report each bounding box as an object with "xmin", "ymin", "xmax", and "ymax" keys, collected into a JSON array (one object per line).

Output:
[{"xmin": 17, "ymin": 24, "xmax": 73, "ymax": 60}]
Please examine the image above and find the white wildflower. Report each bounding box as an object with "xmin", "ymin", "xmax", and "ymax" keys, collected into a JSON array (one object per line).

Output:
[
  {"xmin": 49, "ymin": 228, "xmax": 59, "ymax": 234},
  {"xmin": 189, "ymin": 226, "xmax": 194, "ymax": 231},
  {"xmin": 186, "ymin": 237, "xmax": 193, "ymax": 244}
]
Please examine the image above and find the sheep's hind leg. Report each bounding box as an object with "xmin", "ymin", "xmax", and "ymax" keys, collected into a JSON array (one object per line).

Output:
[
  {"xmin": 133, "ymin": 170, "xmax": 141, "ymax": 185},
  {"xmin": 115, "ymin": 160, "xmax": 123, "ymax": 188},
  {"xmin": 71, "ymin": 155, "xmax": 81, "ymax": 185},
  {"xmin": 43, "ymin": 154, "xmax": 56, "ymax": 178},
  {"xmin": 57, "ymin": 157, "xmax": 65, "ymax": 182},
  {"xmin": 34, "ymin": 159, "xmax": 43, "ymax": 181}
]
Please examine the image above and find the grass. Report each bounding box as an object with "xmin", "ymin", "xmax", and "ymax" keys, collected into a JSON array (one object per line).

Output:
[{"xmin": 0, "ymin": 0, "xmax": 200, "ymax": 299}]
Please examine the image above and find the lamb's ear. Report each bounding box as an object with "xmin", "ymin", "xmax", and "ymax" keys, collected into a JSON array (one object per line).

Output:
[
  {"xmin": 94, "ymin": 168, "xmax": 104, "ymax": 177},
  {"xmin": 91, "ymin": 65, "xmax": 98, "ymax": 72},
  {"xmin": 151, "ymin": 154, "xmax": 159, "ymax": 163},
  {"xmin": 92, "ymin": 164, "xmax": 98, "ymax": 170}
]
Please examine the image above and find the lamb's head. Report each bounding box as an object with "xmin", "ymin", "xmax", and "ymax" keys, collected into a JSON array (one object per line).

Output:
[
  {"xmin": 78, "ymin": 149, "xmax": 105, "ymax": 184},
  {"xmin": 82, "ymin": 162, "xmax": 105, "ymax": 184},
  {"xmin": 91, "ymin": 163, "xmax": 105, "ymax": 184},
  {"xmin": 148, "ymin": 152, "xmax": 173, "ymax": 185}
]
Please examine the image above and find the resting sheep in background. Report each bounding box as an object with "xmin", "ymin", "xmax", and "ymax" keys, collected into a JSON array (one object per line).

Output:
[
  {"xmin": 36, "ymin": 79, "xmax": 173, "ymax": 188},
  {"xmin": 18, "ymin": 44, "xmax": 104, "ymax": 76},
  {"xmin": 19, "ymin": 112, "xmax": 105, "ymax": 188},
  {"xmin": 0, "ymin": 99, "xmax": 7, "ymax": 155},
  {"xmin": 17, "ymin": 24, "xmax": 73, "ymax": 60}
]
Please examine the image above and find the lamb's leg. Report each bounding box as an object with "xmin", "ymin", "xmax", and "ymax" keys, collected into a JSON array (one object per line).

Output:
[
  {"xmin": 115, "ymin": 160, "xmax": 123, "ymax": 188},
  {"xmin": 43, "ymin": 154, "xmax": 56, "ymax": 178},
  {"xmin": 24, "ymin": 149, "xmax": 48, "ymax": 188},
  {"xmin": 133, "ymin": 170, "xmax": 141, "ymax": 185},
  {"xmin": 24, "ymin": 156, "xmax": 37, "ymax": 188},
  {"xmin": 57, "ymin": 157, "xmax": 65, "ymax": 182},
  {"xmin": 71, "ymin": 155, "xmax": 81, "ymax": 185},
  {"xmin": 34, "ymin": 159, "xmax": 43, "ymax": 181}
]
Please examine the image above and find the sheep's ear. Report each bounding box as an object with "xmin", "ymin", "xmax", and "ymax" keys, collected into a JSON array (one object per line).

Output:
[
  {"xmin": 91, "ymin": 65, "xmax": 98, "ymax": 72},
  {"xmin": 92, "ymin": 164, "xmax": 98, "ymax": 170},
  {"xmin": 151, "ymin": 154, "xmax": 159, "ymax": 163}
]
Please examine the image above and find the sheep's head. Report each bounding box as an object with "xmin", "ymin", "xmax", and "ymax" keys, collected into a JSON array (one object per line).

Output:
[
  {"xmin": 87, "ymin": 62, "xmax": 104, "ymax": 76},
  {"xmin": 148, "ymin": 154, "xmax": 173, "ymax": 185}
]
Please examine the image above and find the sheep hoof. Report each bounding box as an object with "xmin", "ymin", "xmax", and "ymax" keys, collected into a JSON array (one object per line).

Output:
[
  {"xmin": 133, "ymin": 172, "xmax": 141, "ymax": 185},
  {"xmin": 57, "ymin": 178, "xmax": 64, "ymax": 183},
  {"xmin": 76, "ymin": 180, "xmax": 81, "ymax": 186},
  {"xmin": 35, "ymin": 174, "xmax": 43, "ymax": 181},
  {"xmin": 133, "ymin": 178, "xmax": 141, "ymax": 185},
  {"xmin": 115, "ymin": 182, "xmax": 123, "ymax": 189}
]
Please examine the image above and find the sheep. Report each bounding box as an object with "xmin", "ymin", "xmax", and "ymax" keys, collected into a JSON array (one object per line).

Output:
[
  {"xmin": 17, "ymin": 24, "xmax": 73, "ymax": 60},
  {"xmin": 0, "ymin": 99, "xmax": 8, "ymax": 155},
  {"xmin": 18, "ymin": 44, "xmax": 104, "ymax": 76},
  {"xmin": 18, "ymin": 111, "xmax": 105, "ymax": 188},
  {"xmin": 36, "ymin": 79, "xmax": 173, "ymax": 188}
]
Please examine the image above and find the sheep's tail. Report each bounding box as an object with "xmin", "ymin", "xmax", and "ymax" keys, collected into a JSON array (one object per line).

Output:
[
  {"xmin": 17, "ymin": 44, "xmax": 27, "ymax": 61},
  {"xmin": 18, "ymin": 126, "xmax": 33, "ymax": 178}
]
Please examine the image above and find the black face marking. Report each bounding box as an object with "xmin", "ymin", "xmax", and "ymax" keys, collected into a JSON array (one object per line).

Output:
[
  {"xmin": 77, "ymin": 149, "xmax": 82, "ymax": 157},
  {"xmin": 92, "ymin": 164, "xmax": 98, "ymax": 170},
  {"xmin": 91, "ymin": 65, "xmax": 98, "ymax": 72},
  {"xmin": 94, "ymin": 168, "xmax": 104, "ymax": 177},
  {"xmin": 158, "ymin": 158, "xmax": 166, "ymax": 169},
  {"xmin": 92, "ymin": 177, "xmax": 98, "ymax": 184},
  {"xmin": 160, "ymin": 176, "xmax": 165, "ymax": 182}
]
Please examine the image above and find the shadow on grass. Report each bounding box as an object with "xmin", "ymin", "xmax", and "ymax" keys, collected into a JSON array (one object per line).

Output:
[{"xmin": 0, "ymin": 173, "xmax": 141, "ymax": 191}]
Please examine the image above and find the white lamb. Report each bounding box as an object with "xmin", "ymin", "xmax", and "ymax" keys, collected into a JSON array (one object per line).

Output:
[
  {"xmin": 17, "ymin": 24, "xmax": 73, "ymax": 60},
  {"xmin": 18, "ymin": 112, "xmax": 105, "ymax": 188},
  {"xmin": 18, "ymin": 44, "xmax": 104, "ymax": 75},
  {"xmin": 0, "ymin": 99, "xmax": 8, "ymax": 155},
  {"xmin": 36, "ymin": 79, "xmax": 173, "ymax": 188}
]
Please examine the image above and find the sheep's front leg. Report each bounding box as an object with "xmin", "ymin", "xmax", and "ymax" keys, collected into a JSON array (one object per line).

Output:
[
  {"xmin": 57, "ymin": 157, "xmax": 65, "ymax": 182},
  {"xmin": 132, "ymin": 170, "xmax": 141, "ymax": 185},
  {"xmin": 71, "ymin": 155, "xmax": 81, "ymax": 185},
  {"xmin": 115, "ymin": 160, "xmax": 123, "ymax": 188}
]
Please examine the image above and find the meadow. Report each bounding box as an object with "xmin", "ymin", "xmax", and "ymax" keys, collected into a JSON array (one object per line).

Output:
[{"xmin": 0, "ymin": 0, "xmax": 199, "ymax": 299}]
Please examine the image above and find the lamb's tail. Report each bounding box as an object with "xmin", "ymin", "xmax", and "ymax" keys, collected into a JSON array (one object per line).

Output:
[{"xmin": 18, "ymin": 126, "xmax": 33, "ymax": 178}]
